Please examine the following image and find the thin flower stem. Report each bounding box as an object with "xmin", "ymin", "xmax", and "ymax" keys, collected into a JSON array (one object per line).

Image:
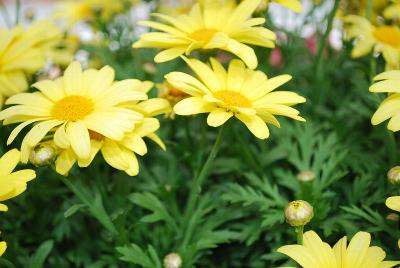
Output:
[
  {"xmin": 315, "ymin": 0, "xmax": 340, "ymax": 79},
  {"xmin": 185, "ymin": 125, "xmax": 225, "ymax": 214},
  {"xmin": 295, "ymin": 225, "xmax": 304, "ymax": 245},
  {"xmin": 15, "ymin": 0, "xmax": 21, "ymax": 25},
  {"xmin": 180, "ymin": 125, "xmax": 225, "ymax": 249}
]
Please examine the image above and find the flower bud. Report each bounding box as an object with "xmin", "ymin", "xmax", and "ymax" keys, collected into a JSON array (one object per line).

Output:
[
  {"xmin": 29, "ymin": 143, "xmax": 57, "ymax": 167},
  {"xmin": 386, "ymin": 213, "xmax": 399, "ymax": 222},
  {"xmin": 163, "ymin": 253, "xmax": 182, "ymax": 268},
  {"xmin": 387, "ymin": 166, "xmax": 400, "ymax": 185},
  {"xmin": 297, "ymin": 170, "xmax": 316, "ymax": 182},
  {"xmin": 284, "ymin": 200, "xmax": 314, "ymax": 227}
]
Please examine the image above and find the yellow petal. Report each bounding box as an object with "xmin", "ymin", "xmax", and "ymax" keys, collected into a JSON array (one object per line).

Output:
[
  {"xmin": 66, "ymin": 121, "xmax": 91, "ymax": 159},
  {"xmin": 154, "ymin": 47, "xmax": 187, "ymax": 63},
  {"xmin": 0, "ymin": 241, "xmax": 7, "ymax": 256},
  {"xmin": 207, "ymin": 108, "xmax": 233, "ymax": 127},
  {"xmin": 278, "ymin": 245, "xmax": 320, "ymax": 268},
  {"xmin": 235, "ymin": 113, "xmax": 269, "ymax": 139},
  {"xmin": 0, "ymin": 149, "xmax": 20, "ymax": 176},
  {"xmin": 55, "ymin": 149, "xmax": 76, "ymax": 176},
  {"xmin": 346, "ymin": 231, "xmax": 370, "ymax": 268},
  {"xmin": 386, "ymin": 196, "xmax": 400, "ymax": 212},
  {"xmin": 173, "ymin": 97, "xmax": 214, "ymax": 115}
]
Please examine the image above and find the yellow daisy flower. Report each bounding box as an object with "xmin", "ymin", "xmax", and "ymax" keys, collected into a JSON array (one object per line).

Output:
[
  {"xmin": 166, "ymin": 57, "xmax": 305, "ymax": 140},
  {"xmin": 344, "ymin": 15, "xmax": 400, "ymax": 69},
  {"xmin": 369, "ymin": 70, "xmax": 400, "ymax": 131},
  {"xmin": 386, "ymin": 196, "xmax": 400, "ymax": 249},
  {"xmin": 55, "ymin": 93, "xmax": 170, "ymax": 176},
  {"xmin": 0, "ymin": 61, "xmax": 147, "ymax": 165},
  {"xmin": 0, "ymin": 149, "xmax": 36, "ymax": 212},
  {"xmin": 0, "ymin": 21, "xmax": 61, "ymax": 106},
  {"xmin": 278, "ymin": 230, "xmax": 400, "ymax": 267},
  {"xmin": 133, "ymin": 0, "xmax": 276, "ymax": 69},
  {"xmin": 383, "ymin": 1, "xmax": 400, "ymax": 20},
  {"xmin": 56, "ymin": 0, "xmax": 124, "ymax": 25},
  {"xmin": 0, "ymin": 241, "xmax": 6, "ymax": 256}
]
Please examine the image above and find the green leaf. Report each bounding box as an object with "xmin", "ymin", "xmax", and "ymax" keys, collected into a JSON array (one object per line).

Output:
[
  {"xmin": 64, "ymin": 204, "xmax": 87, "ymax": 218},
  {"xmin": 116, "ymin": 244, "xmax": 161, "ymax": 268},
  {"xmin": 27, "ymin": 240, "xmax": 54, "ymax": 268},
  {"xmin": 129, "ymin": 192, "xmax": 178, "ymax": 231}
]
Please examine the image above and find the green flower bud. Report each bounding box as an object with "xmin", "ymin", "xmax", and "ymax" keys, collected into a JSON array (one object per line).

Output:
[
  {"xmin": 387, "ymin": 166, "xmax": 400, "ymax": 185},
  {"xmin": 163, "ymin": 253, "xmax": 182, "ymax": 268},
  {"xmin": 297, "ymin": 170, "xmax": 316, "ymax": 182},
  {"xmin": 29, "ymin": 143, "xmax": 57, "ymax": 167},
  {"xmin": 386, "ymin": 213, "xmax": 399, "ymax": 222},
  {"xmin": 284, "ymin": 200, "xmax": 314, "ymax": 227}
]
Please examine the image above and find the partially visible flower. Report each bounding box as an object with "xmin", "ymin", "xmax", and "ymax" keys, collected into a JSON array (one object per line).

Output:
[
  {"xmin": 269, "ymin": 48, "xmax": 283, "ymax": 67},
  {"xmin": 47, "ymin": 35, "xmax": 80, "ymax": 67},
  {"xmin": 157, "ymin": 81, "xmax": 189, "ymax": 118},
  {"xmin": 0, "ymin": 149, "xmax": 36, "ymax": 212},
  {"xmin": 383, "ymin": 1, "xmax": 400, "ymax": 20},
  {"xmin": 163, "ymin": 253, "xmax": 182, "ymax": 268},
  {"xmin": 339, "ymin": 0, "xmax": 390, "ymax": 23},
  {"xmin": 0, "ymin": 21, "xmax": 61, "ymax": 107},
  {"xmin": 387, "ymin": 166, "xmax": 400, "ymax": 185},
  {"xmin": 284, "ymin": 200, "xmax": 314, "ymax": 227},
  {"xmin": 344, "ymin": 16, "xmax": 400, "ymax": 69},
  {"xmin": 386, "ymin": 213, "xmax": 400, "ymax": 222},
  {"xmin": 54, "ymin": 81, "xmax": 171, "ymax": 176},
  {"xmin": 0, "ymin": 61, "xmax": 147, "ymax": 165},
  {"xmin": 0, "ymin": 241, "xmax": 6, "ymax": 256},
  {"xmin": 267, "ymin": 0, "xmax": 302, "ymax": 13},
  {"xmin": 55, "ymin": 0, "xmax": 124, "ymax": 26},
  {"xmin": 167, "ymin": 57, "xmax": 305, "ymax": 139},
  {"xmin": 369, "ymin": 70, "xmax": 400, "ymax": 131},
  {"xmin": 278, "ymin": 230, "xmax": 400, "ymax": 267},
  {"xmin": 133, "ymin": 0, "xmax": 276, "ymax": 69}
]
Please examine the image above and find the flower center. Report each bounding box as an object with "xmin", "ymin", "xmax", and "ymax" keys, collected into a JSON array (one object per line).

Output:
[
  {"xmin": 373, "ymin": 26, "xmax": 400, "ymax": 47},
  {"xmin": 52, "ymin": 95, "xmax": 94, "ymax": 121},
  {"xmin": 89, "ymin": 130, "xmax": 104, "ymax": 141},
  {"xmin": 214, "ymin": 90, "xmax": 252, "ymax": 108},
  {"xmin": 189, "ymin": 28, "xmax": 218, "ymax": 43}
]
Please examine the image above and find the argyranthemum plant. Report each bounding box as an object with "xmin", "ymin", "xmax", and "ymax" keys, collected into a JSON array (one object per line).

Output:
[
  {"xmin": 0, "ymin": 61, "xmax": 147, "ymax": 165},
  {"xmin": 0, "ymin": 21, "xmax": 61, "ymax": 107},
  {"xmin": 166, "ymin": 57, "xmax": 305, "ymax": 139},
  {"xmin": 54, "ymin": 82, "xmax": 171, "ymax": 176},
  {"xmin": 133, "ymin": 0, "xmax": 276, "ymax": 69},
  {"xmin": 369, "ymin": 70, "xmax": 400, "ymax": 131},
  {"xmin": 278, "ymin": 230, "xmax": 400, "ymax": 267},
  {"xmin": 344, "ymin": 15, "xmax": 400, "ymax": 69}
]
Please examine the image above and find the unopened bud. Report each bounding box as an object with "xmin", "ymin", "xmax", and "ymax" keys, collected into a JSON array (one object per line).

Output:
[
  {"xmin": 387, "ymin": 213, "xmax": 400, "ymax": 222},
  {"xmin": 29, "ymin": 143, "xmax": 57, "ymax": 166},
  {"xmin": 163, "ymin": 253, "xmax": 182, "ymax": 268},
  {"xmin": 387, "ymin": 166, "xmax": 400, "ymax": 185},
  {"xmin": 284, "ymin": 200, "xmax": 314, "ymax": 227},
  {"xmin": 297, "ymin": 170, "xmax": 316, "ymax": 182}
]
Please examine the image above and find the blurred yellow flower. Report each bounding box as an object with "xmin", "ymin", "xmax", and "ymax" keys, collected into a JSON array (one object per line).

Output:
[
  {"xmin": 369, "ymin": 70, "xmax": 400, "ymax": 131},
  {"xmin": 56, "ymin": 0, "xmax": 124, "ymax": 25},
  {"xmin": 55, "ymin": 82, "xmax": 170, "ymax": 176},
  {"xmin": 385, "ymin": 195, "xmax": 400, "ymax": 250},
  {"xmin": 0, "ymin": 149, "xmax": 36, "ymax": 212},
  {"xmin": 157, "ymin": 81, "xmax": 189, "ymax": 119},
  {"xmin": 266, "ymin": 0, "xmax": 303, "ymax": 12},
  {"xmin": 384, "ymin": 1, "xmax": 400, "ymax": 20},
  {"xmin": 0, "ymin": 61, "xmax": 147, "ymax": 165},
  {"xmin": 166, "ymin": 57, "xmax": 305, "ymax": 139},
  {"xmin": 47, "ymin": 35, "xmax": 80, "ymax": 67},
  {"xmin": 0, "ymin": 21, "xmax": 61, "ymax": 107},
  {"xmin": 339, "ymin": 0, "xmax": 390, "ymax": 23},
  {"xmin": 344, "ymin": 15, "xmax": 400, "ymax": 69},
  {"xmin": 278, "ymin": 230, "xmax": 400, "ymax": 267},
  {"xmin": 133, "ymin": 0, "xmax": 276, "ymax": 69}
]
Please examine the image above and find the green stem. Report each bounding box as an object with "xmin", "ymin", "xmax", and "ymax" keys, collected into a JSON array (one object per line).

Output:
[
  {"xmin": 185, "ymin": 125, "xmax": 225, "ymax": 214},
  {"xmin": 315, "ymin": 0, "xmax": 340, "ymax": 79},
  {"xmin": 15, "ymin": 0, "xmax": 20, "ymax": 25},
  {"xmin": 295, "ymin": 225, "xmax": 304, "ymax": 245}
]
